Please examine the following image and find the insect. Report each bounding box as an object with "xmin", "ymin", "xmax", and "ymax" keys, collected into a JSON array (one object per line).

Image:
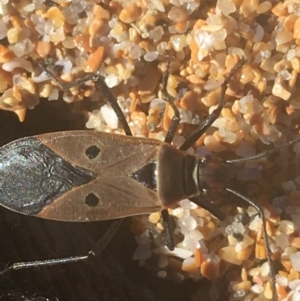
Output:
[{"xmin": 1, "ymin": 57, "xmax": 296, "ymax": 301}]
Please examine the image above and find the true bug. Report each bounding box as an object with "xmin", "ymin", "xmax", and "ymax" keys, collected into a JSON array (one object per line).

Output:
[{"xmin": 1, "ymin": 58, "xmax": 296, "ymax": 301}]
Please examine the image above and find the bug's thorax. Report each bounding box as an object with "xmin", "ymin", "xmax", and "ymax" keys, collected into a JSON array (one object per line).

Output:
[{"xmin": 156, "ymin": 143, "xmax": 200, "ymax": 207}]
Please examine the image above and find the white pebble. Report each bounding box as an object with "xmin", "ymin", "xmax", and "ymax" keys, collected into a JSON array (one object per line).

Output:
[
  {"xmin": 129, "ymin": 44, "xmax": 142, "ymax": 59},
  {"xmin": 189, "ymin": 229, "xmax": 204, "ymax": 241},
  {"xmin": 247, "ymin": 206, "xmax": 259, "ymax": 217},
  {"xmin": 153, "ymin": 246, "xmax": 193, "ymax": 259},
  {"xmin": 182, "ymin": 257, "xmax": 195, "ymax": 269},
  {"xmin": 235, "ymin": 243, "xmax": 242, "ymax": 253},
  {"xmin": 172, "ymin": 273, "xmax": 184, "ymax": 282},
  {"xmin": 179, "ymin": 199, "xmax": 198, "ymax": 210},
  {"xmin": 158, "ymin": 255, "xmax": 168, "ymax": 268},
  {"xmin": 48, "ymin": 88, "xmax": 59, "ymax": 101},
  {"xmin": 231, "ymin": 221, "xmax": 245, "ymax": 234},
  {"xmin": 32, "ymin": 71, "xmax": 51, "ymax": 83},
  {"xmin": 233, "ymin": 289, "xmax": 245, "ymax": 298},
  {"xmin": 272, "ymin": 196, "xmax": 287, "ymax": 209},
  {"xmin": 291, "ymin": 291, "xmax": 300, "ymax": 301},
  {"xmin": 250, "ymin": 284, "xmax": 264, "ymax": 294},
  {"xmin": 178, "ymin": 216, "xmax": 197, "ymax": 233},
  {"xmin": 293, "ymin": 142, "xmax": 300, "ymax": 154},
  {"xmin": 194, "ymin": 30, "xmax": 214, "ymax": 51},
  {"xmin": 285, "ymin": 206, "xmax": 296, "ymax": 215},
  {"xmin": 225, "ymin": 225, "xmax": 234, "ymax": 236},
  {"xmin": 157, "ymin": 270, "xmax": 167, "ymax": 279},
  {"xmin": 178, "ymin": 108, "xmax": 193, "ymax": 123},
  {"xmin": 197, "ymin": 240, "xmax": 208, "ymax": 253},
  {"xmin": 276, "ymin": 274, "xmax": 288, "ymax": 287},
  {"xmin": 216, "ymin": 0, "xmax": 236, "ymax": 15},
  {"xmin": 253, "ymin": 23, "xmax": 264, "ymax": 43},
  {"xmin": 260, "ymin": 261, "xmax": 270, "ymax": 277},
  {"xmin": 172, "ymin": 207, "xmax": 184, "ymax": 218},
  {"xmin": 278, "ymin": 220, "xmax": 295, "ymax": 235},
  {"xmin": 282, "ymin": 180, "xmax": 297, "ymax": 191},
  {"xmin": 235, "ymin": 141, "xmax": 256, "ymax": 158},
  {"xmin": 152, "ymin": 0, "xmax": 165, "ymax": 12},
  {"xmin": 249, "ymin": 215, "xmax": 260, "ymax": 232},
  {"xmin": 182, "ymin": 231, "xmax": 203, "ymax": 251},
  {"xmin": 105, "ymin": 74, "xmax": 120, "ymax": 88},
  {"xmin": 291, "ymin": 252, "xmax": 300, "ymax": 272},
  {"xmin": 62, "ymin": 93, "xmax": 74, "ymax": 103},
  {"xmin": 144, "ymin": 51, "xmax": 159, "ymax": 62},
  {"xmin": 2, "ymin": 58, "xmax": 33, "ymax": 72},
  {"xmin": 100, "ymin": 104, "xmax": 118, "ymax": 129},
  {"xmin": 288, "ymin": 279, "xmax": 300, "ymax": 291},
  {"xmin": 203, "ymin": 78, "xmax": 222, "ymax": 91},
  {"xmin": 0, "ymin": 19, "xmax": 7, "ymax": 39},
  {"xmin": 196, "ymin": 146, "xmax": 211, "ymax": 158},
  {"xmin": 149, "ymin": 98, "xmax": 165, "ymax": 109},
  {"xmin": 86, "ymin": 114, "xmax": 101, "ymax": 129},
  {"xmin": 132, "ymin": 243, "xmax": 152, "ymax": 260}
]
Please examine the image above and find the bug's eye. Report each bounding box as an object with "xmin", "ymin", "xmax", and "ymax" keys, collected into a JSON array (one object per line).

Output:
[
  {"xmin": 85, "ymin": 145, "xmax": 100, "ymax": 159},
  {"xmin": 85, "ymin": 193, "xmax": 99, "ymax": 207}
]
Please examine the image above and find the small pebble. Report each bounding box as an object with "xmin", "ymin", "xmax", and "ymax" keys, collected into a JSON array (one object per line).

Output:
[
  {"xmin": 218, "ymin": 246, "xmax": 243, "ymax": 265},
  {"xmin": 148, "ymin": 212, "xmax": 160, "ymax": 224},
  {"xmin": 157, "ymin": 270, "xmax": 167, "ymax": 278},
  {"xmin": 46, "ymin": 7, "xmax": 65, "ymax": 27},
  {"xmin": 100, "ymin": 104, "xmax": 118, "ymax": 129},
  {"xmin": 119, "ymin": 3, "xmax": 141, "ymax": 24},
  {"xmin": 7, "ymin": 27, "xmax": 23, "ymax": 44},
  {"xmin": 84, "ymin": 46, "xmax": 105, "ymax": 73},
  {"xmin": 200, "ymin": 259, "xmax": 220, "ymax": 280},
  {"xmin": 290, "ymin": 252, "xmax": 300, "ymax": 272}
]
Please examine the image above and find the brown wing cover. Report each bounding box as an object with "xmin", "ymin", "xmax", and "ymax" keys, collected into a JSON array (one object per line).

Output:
[{"xmin": 37, "ymin": 131, "xmax": 163, "ymax": 221}]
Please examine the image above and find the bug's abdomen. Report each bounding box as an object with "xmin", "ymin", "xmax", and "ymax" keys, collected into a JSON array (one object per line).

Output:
[
  {"xmin": 156, "ymin": 144, "xmax": 199, "ymax": 207},
  {"xmin": 0, "ymin": 137, "xmax": 97, "ymax": 215}
]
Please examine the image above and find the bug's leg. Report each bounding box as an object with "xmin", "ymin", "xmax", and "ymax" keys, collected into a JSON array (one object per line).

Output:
[
  {"xmin": 41, "ymin": 64, "xmax": 132, "ymax": 136},
  {"xmin": 226, "ymin": 188, "xmax": 278, "ymax": 301},
  {"xmin": 179, "ymin": 58, "xmax": 246, "ymax": 151},
  {"xmin": 0, "ymin": 220, "xmax": 123, "ymax": 274},
  {"xmin": 159, "ymin": 61, "xmax": 181, "ymax": 250},
  {"xmin": 39, "ymin": 63, "xmax": 96, "ymax": 90},
  {"xmin": 93, "ymin": 78, "xmax": 132, "ymax": 136},
  {"xmin": 161, "ymin": 209, "xmax": 175, "ymax": 250},
  {"xmin": 88, "ymin": 220, "xmax": 123, "ymax": 257}
]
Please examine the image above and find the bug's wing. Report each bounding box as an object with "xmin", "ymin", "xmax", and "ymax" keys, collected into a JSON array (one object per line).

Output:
[
  {"xmin": 37, "ymin": 176, "xmax": 160, "ymax": 221},
  {"xmin": 40, "ymin": 130, "xmax": 161, "ymax": 176},
  {"xmin": 0, "ymin": 131, "xmax": 162, "ymax": 221}
]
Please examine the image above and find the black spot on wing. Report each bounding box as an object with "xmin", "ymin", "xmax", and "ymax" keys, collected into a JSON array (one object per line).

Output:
[
  {"xmin": 130, "ymin": 162, "xmax": 157, "ymax": 191},
  {"xmin": 85, "ymin": 145, "xmax": 100, "ymax": 159},
  {"xmin": 0, "ymin": 137, "xmax": 97, "ymax": 215},
  {"xmin": 85, "ymin": 193, "xmax": 99, "ymax": 207}
]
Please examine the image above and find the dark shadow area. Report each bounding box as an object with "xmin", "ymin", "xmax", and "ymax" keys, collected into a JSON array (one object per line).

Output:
[{"xmin": 0, "ymin": 100, "xmax": 209, "ymax": 301}]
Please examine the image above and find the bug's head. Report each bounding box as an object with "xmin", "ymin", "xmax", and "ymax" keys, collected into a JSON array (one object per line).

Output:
[{"xmin": 197, "ymin": 155, "xmax": 238, "ymax": 192}]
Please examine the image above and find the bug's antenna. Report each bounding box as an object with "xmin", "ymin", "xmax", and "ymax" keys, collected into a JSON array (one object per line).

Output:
[
  {"xmin": 226, "ymin": 188, "xmax": 277, "ymax": 301},
  {"xmin": 226, "ymin": 136, "xmax": 300, "ymax": 164}
]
